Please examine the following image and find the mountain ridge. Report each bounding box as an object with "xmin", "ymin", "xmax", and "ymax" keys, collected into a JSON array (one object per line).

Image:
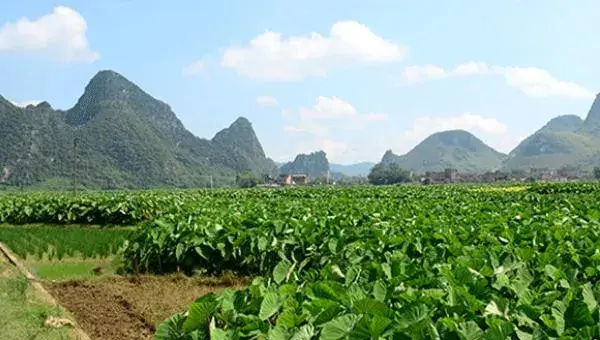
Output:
[
  {"xmin": 0, "ymin": 70, "xmax": 275, "ymax": 189},
  {"xmin": 280, "ymin": 151, "xmax": 329, "ymax": 179},
  {"xmin": 502, "ymin": 95, "xmax": 600, "ymax": 171},
  {"xmin": 380, "ymin": 129, "xmax": 506, "ymax": 173}
]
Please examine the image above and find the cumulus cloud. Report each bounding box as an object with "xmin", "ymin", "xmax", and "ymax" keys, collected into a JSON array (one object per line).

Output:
[
  {"xmin": 298, "ymin": 96, "xmax": 357, "ymax": 119},
  {"xmin": 497, "ymin": 66, "xmax": 594, "ymax": 99},
  {"xmin": 182, "ymin": 61, "xmax": 206, "ymax": 76},
  {"xmin": 220, "ymin": 21, "xmax": 408, "ymax": 81},
  {"xmin": 453, "ymin": 61, "xmax": 491, "ymax": 76},
  {"xmin": 256, "ymin": 95, "xmax": 278, "ymax": 108},
  {"xmin": 401, "ymin": 65, "xmax": 448, "ymax": 84},
  {"xmin": 285, "ymin": 96, "xmax": 387, "ymax": 134},
  {"xmin": 401, "ymin": 61, "xmax": 593, "ymax": 99},
  {"xmin": 282, "ymin": 96, "xmax": 389, "ymax": 162},
  {"xmin": 322, "ymin": 139, "xmax": 348, "ymax": 158},
  {"xmin": 0, "ymin": 6, "xmax": 99, "ymax": 62}
]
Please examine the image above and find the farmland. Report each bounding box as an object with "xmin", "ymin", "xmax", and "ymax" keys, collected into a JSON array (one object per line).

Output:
[{"xmin": 1, "ymin": 183, "xmax": 600, "ymax": 339}]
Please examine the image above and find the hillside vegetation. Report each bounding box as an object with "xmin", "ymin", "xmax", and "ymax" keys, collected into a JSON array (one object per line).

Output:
[
  {"xmin": 280, "ymin": 151, "xmax": 330, "ymax": 179},
  {"xmin": 0, "ymin": 71, "xmax": 275, "ymax": 189},
  {"xmin": 380, "ymin": 130, "xmax": 506, "ymax": 173}
]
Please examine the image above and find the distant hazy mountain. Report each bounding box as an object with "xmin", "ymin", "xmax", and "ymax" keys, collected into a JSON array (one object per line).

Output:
[
  {"xmin": 280, "ymin": 151, "xmax": 329, "ymax": 179},
  {"xmin": 0, "ymin": 70, "xmax": 275, "ymax": 189},
  {"xmin": 329, "ymin": 162, "xmax": 374, "ymax": 177},
  {"xmin": 380, "ymin": 130, "xmax": 506, "ymax": 173}
]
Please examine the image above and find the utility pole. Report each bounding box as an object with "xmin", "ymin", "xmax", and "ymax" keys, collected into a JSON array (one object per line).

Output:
[{"xmin": 210, "ymin": 175, "xmax": 213, "ymax": 189}]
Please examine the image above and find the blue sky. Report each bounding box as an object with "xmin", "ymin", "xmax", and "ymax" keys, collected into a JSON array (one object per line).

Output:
[{"xmin": 1, "ymin": 0, "xmax": 600, "ymax": 164}]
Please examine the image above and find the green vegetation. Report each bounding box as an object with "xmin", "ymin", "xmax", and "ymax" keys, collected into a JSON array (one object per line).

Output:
[
  {"xmin": 2, "ymin": 184, "xmax": 600, "ymax": 338},
  {"xmin": 380, "ymin": 130, "xmax": 506, "ymax": 173},
  {"xmin": 0, "ymin": 190, "xmax": 214, "ymax": 225},
  {"xmin": 30, "ymin": 259, "xmax": 115, "ymax": 281},
  {"xmin": 0, "ymin": 225, "xmax": 132, "ymax": 260},
  {"xmin": 280, "ymin": 151, "xmax": 330, "ymax": 179},
  {"xmin": 235, "ymin": 172, "xmax": 262, "ymax": 188},
  {"xmin": 503, "ymin": 103, "xmax": 600, "ymax": 172},
  {"xmin": 0, "ymin": 257, "xmax": 73, "ymax": 340},
  {"xmin": 377, "ymin": 100, "xmax": 600, "ymax": 174},
  {"xmin": 502, "ymin": 115, "xmax": 597, "ymax": 171},
  {"xmin": 0, "ymin": 70, "xmax": 275, "ymax": 190},
  {"xmin": 367, "ymin": 163, "xmax": 411, "ymax": 185},
  {"xmin": 110, "ymin": 183, "xmax": 600, "ymax": 339}
]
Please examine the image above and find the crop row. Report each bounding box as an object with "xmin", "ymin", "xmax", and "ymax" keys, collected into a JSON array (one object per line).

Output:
[
  {"xmin": 0, "ymin": 190, "xmax": 214, "ymax": 225},
  {"xmin": 1, "ymin": 183, "xmax": 596, "ymax": 226},
  {"xmin": 115, "ymin": 184, "xmax": 600, "ymax": 338},
  {"xmin": 0, "ymin": 226, "xmax": 133, "ymax": 260},
  {"xmin": 2, "ymin": 184, "xmax": 600, "ymax": 338}
]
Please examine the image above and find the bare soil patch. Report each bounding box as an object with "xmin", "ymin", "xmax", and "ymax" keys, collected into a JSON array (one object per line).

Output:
[{"xmin": 44, "ymin": 274, "xmax": 245, "ymax": 340}]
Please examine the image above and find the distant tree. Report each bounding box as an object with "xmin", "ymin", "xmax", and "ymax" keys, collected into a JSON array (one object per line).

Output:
[
  {"xmin": 235, "ymin": 172, "xmax": 260, "ymax": 188},
  {"xmin": 594, "ymin": 167, "xmax": 600, "ymax": 180},
  {"xmin": 367, "ymin": 163, "xmax": 387, "ymax": 185},
  {"xmin": 337, "ymin": 176, "xmax": 368, "ymax": 186},
  {"xmin": 493, "ymin": 170, "xmax": 509, "ymax": 182},
  {"xmin": 368, "ymin": 163, "xmax": 411, "ymax": 185},
  {"xmin": 510, "ymin": 169, "xmax": 526, "ymax": 179},
  {"xmin": 309, "ymin": 176, "xmax": 329, "ymax": 185},
  {"xmin": 387, "ymin": 163, "xmax": 411, "ymax": 184}
]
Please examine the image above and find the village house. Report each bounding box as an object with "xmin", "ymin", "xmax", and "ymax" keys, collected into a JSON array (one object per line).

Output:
[{"xmin": 278, "ymin": 174, "xmax": 308, "ymax": 186}]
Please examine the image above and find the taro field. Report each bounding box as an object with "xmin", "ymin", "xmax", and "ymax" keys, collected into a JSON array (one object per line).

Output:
[{"xmin": 1, "ymin": 183, "xmax": 600, "ymax": 339}]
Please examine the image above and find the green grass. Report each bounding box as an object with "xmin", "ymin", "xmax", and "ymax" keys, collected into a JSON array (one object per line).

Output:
[
  {"xmin": 0, "ymin": 258, "xmax": 73, "ymax": 340},
  {"xmin": 0, "ymin": 224, "xmax": 126, "ymax": 282},
  {"xmin": 28, "ymin": 258, "xmax": 116, "ymax": 281},
  {"xmin": 0, "ymin": 225, "xmax": 133, "ymax": 261}
]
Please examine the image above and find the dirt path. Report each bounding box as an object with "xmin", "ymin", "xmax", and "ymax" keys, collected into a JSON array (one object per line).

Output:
[
  {"xmin": 45, "ymin": 275, "xmax": 245, "ymax": 340},
  {"xmin": 0, "ymin": 243, "xmax": 90, "ymax": 340}
]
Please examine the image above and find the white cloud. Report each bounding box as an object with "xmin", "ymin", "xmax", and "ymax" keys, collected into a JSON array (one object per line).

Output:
[
  {"xmin": 9, "ymin": 99, "xmax": 42, "ymax": 107},
  {"xmin": 281, "ymin": 96, "xmax": 390, "ymax": 163},
  {"xmin": 322, "ymin": 139, "xmax": 348, "ymax": 158},
  {"xmin": 401, "ymin": 65, "xmax": 448, "ymax": 84},
  {"xmin": 285, "ymin": 96, "xmax": 387, "ymax": 133},
  {"xmin": 401, "ymin": 61, "xmax": 594, "ymax": 99},
  {"xmin": 299, "ymin": 96, "xmax": 357, "ymax": 119},
  {"xmin": 256, "ymin": 95, "xmax": 278, "ymax": 108},
  {"xmin": 454, "ymin": 61, "xmax": 491, "ymax": 76},
  {"xmin": 498, "ymin": 66, "xmax": 594, "ymax": 99},
  {"xmin": 0, "ymin": 6, "xmax": 99, "ymax": 62},
  {"xmin": 182, "ymin": 61, "xmax": 206, "ymax": 76},
  {"xmin": 220, "ymin": 21, "xmax": 408, "ymax": 81}
]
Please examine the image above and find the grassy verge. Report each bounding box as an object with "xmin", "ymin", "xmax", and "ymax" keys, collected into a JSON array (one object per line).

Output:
[
  {"xmin": 0, "ymin": 224, "xmax": 129, "ymax": 282},
  {"xmin": 0, "ymin": 225, "xmax": 133, "ymax": 261},
  {"xmin": 27, "ymin": 258, "xmax": 116, "ymax": 281},
  {"xmin": 0, "ymin": 254, "xmax": 76, "ymax": 340}
]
